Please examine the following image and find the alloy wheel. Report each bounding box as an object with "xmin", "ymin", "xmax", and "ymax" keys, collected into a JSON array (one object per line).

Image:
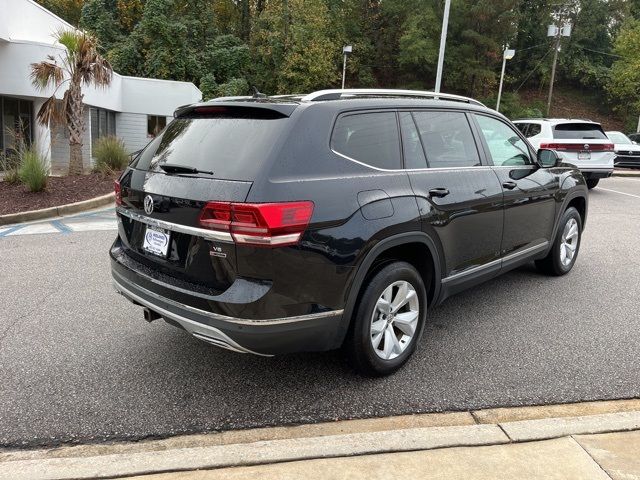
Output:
[
  {"xmin": 370, "ymin": 280, "xmax": 420, "ymax": 360},
  {"xmin": 560, "ymin": 217, "xmax": 579, "ymax": 267}
]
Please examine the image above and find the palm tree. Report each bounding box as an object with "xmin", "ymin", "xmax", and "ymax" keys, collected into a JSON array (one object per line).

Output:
[{"xmin": 31, "ymin": 30, "xmax": 113, "ymax": 175}]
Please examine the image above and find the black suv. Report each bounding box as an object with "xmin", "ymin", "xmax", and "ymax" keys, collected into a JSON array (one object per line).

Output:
[{"xmin": 111, "ymin": 89, "xmax": 588, "ymax": 375}]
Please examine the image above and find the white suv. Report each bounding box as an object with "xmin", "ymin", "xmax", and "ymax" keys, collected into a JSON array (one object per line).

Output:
[{"xmin": 513, "ymin": 119, "xmax": 614, "ymax": 189}]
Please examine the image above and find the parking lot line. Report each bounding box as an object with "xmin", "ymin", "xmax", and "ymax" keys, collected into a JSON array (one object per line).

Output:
[{"xmin": 598, "ymin": 187, "xmax": 640, "ymax": 199}]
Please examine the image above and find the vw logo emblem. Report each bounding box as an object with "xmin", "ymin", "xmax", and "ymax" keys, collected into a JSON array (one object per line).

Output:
[
  {"xmin": 584, "ymin": 144, "xmax": 590, "ymax": 150},
  {"xmin": 144, "ymin": 195, "xmax": 154, "ymax": 215}
]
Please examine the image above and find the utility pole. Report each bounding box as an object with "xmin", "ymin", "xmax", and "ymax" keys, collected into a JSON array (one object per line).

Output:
[
  {"xmin": 434, "ymin": 0, "xmax": 451, "ymax": 93},
  {"xmin": 546, "ymin": 33, "xmax": 561, "ymax": 117},
  {"xmin": 546, "ymin": 9, "xmax": 572, "ymax": 116}
]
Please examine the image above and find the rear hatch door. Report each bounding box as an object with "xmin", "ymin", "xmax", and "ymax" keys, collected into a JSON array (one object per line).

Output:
[
  {"xmin": 116, "ymin": 104, "xmax": 295, "ymax": 293},
  {"xmin": 545, "ymin": 122, "xmax": 614, "ymax": 167}
]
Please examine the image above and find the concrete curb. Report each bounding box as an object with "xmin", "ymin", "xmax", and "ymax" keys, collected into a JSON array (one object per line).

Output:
[
  {"xmin": 0, "ymin": 399, "xmax": 638, "ymax": 480},
  {"xmin": 0, "ymin": 193, "xmax": 115, "ymax": 226}
]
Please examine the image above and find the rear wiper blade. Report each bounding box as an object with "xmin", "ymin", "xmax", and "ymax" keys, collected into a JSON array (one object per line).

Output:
[{"xmin": 159, "ymin": 164, "xmax": 214, "ymax": 175}]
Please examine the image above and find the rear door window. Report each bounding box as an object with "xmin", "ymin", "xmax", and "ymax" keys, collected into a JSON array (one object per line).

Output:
[
  {"xmin": 131, "ymin": 106, "xmax": 290, "ymax": 180},
  {"xmin": 527, "ymin": 123, "xmax": 541, "ymax": 137},
  {"xmin": 412, "ymin": 111, "xmax": 481, "ymax": 168},
  {"xmin": 553, "ymin": 123, "xmax": 606, "ymax": 139},
  {"xmin": 331, "ymin": 112, "xmax": 401, "ymax": 169},
  {"xmin": 515, "ymin": 123, "xmax": 529, "ymax": 136}
]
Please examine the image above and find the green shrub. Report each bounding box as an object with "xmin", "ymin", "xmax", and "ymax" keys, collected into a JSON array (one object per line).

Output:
[
  {"xmin": 0, "ymin": 152, "xmax": 21, "ymax": 184},
  {"xmin": 93, "ymin": 136, "xmax": 129, "ymax": 173},
  {"xmin": 18, "ymin": 147, "xmax": 49, "ymax": 192}
]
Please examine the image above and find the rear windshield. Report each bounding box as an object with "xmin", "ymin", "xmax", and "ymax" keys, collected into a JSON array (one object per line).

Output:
[
  {"xmin": 553, "ymin": 123, "xmax": 606, "ymax": 140},
  {"xmin": 131, "ymin": 108, "xmax": 289, "ymax": 180}
]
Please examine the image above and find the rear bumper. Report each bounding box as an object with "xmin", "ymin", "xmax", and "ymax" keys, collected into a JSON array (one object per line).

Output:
[
  {"xmin": 111, "ymin": 247, "xmax": 345, "ymax": 356},
  {"xmin": 580, "ymin": 168, "xmax": 613, "ymax": 179}
]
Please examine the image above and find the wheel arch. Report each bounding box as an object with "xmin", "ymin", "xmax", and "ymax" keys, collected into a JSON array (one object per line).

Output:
[{"xmin": 336, "ymin": 232, "xmax": 442, "ymax": 346}]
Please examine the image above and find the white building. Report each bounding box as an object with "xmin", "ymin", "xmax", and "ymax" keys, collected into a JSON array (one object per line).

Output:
[{"xmin": 0, "ymin": 0, "xmax": 202, "ymax": 172}]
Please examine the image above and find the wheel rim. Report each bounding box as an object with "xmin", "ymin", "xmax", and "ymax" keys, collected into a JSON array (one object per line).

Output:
[
  {"xmin": 370, "ymin": 280, "xmax": 419, "ymax": 360},
  {"xmin": 560, "ymin": 217, "xmax": 579, "ymax": 267}
]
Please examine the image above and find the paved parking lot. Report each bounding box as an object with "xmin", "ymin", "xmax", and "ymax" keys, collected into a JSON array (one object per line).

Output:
[{"xmin": 0, "ymin": 177, "xmax": 639, "ymax": 448}]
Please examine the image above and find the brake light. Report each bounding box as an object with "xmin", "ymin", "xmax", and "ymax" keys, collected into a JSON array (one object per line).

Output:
[
  {"xmin": 114, "ymin": 179, "xmax": 122, "ymax": 206},
  {"xmin": 540, "ymin": 143, "xmax": 614, "ymax": 152},
  {"xmin": 199, "ymin": 201, "xmax": 314, "ymax": 247}
]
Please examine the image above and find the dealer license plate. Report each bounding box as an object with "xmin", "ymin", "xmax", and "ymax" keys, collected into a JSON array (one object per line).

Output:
[{"xmin": 143, "ymin": 226, "xmax": 170, "ymax": 257}]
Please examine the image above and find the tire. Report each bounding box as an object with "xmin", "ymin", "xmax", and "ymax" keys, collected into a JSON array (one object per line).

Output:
[
  {"xmin": 347, "ymin": 261, "xmax": 427, "ymax": 376},
  {"xmin": 535, "ymin": 207, "xmax": 582, "ymax": 276},
  {"xmin": 586, "ymin": 178, "xmax": 599, "ymax": 189}
]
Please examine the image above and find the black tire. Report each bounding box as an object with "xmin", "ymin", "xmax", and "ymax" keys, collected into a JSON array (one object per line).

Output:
[
  {"xmin": 347, "ymin": 261, "xmax": 427, "ymax": 376},
  {"xmin": 535, "ymin": 207, "xmax": 582, "ymax": 276},
  {"xmin": 586, "ymin": 178, "xmax": 599, "ymax": 189}
]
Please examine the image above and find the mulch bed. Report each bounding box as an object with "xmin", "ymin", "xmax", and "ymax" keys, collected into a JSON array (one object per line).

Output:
[{"xmin": 0, "ymin": 171, "xmax": 121, "ymax": 216}]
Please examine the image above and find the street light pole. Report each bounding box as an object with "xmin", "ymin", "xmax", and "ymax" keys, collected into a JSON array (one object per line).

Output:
[
  {"xmin": 342, "ymin": 45, "xmax": 352, "ymax": 90},
  {"xmin": 434, "ymin": 0, "xmax": 451, "ymax": 93},
  {"xmin": 496, "ymin": 47, "xmax": 515, "ymax": 112}
]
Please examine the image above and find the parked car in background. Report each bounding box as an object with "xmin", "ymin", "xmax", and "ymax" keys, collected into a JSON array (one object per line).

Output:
[
  {"xmin": 607, "ymin": 131, "xmax": 640, "ymax": 168},
  {"xmin": 513, "ymin": 119, "xmax": 614, "ymax": 189},
  {"xmin": 111, "ymin": 89, "xmax": 588, "ymax": 376},
  {"xmin": 627, "ymin": 132, "xmax": 640, "ymax": 143}
]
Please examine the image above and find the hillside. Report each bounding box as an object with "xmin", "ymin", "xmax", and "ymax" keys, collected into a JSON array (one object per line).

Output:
[{"xmin": 519, "ymin": 88, "xmax": 627, "ymax": 132}]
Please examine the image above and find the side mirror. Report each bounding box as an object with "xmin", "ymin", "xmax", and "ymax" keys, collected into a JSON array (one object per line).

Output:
[{"xmin": 537, "ymin": 148, "xmax": 559, "ymax": 168}]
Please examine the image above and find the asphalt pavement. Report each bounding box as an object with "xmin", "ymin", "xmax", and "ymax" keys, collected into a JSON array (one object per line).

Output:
[{"xmin": 1, "ymin": 177, "xmax": 639, "ymax": 448}]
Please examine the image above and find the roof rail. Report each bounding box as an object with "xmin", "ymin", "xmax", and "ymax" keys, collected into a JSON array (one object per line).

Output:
[{"xmin": 301, "ymin": 89, "xmax": 486, "ymax": 107}]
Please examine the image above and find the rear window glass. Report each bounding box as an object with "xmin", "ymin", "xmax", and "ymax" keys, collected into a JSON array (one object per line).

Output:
[
  {"xmin": 331, "ymin": 112, "xmax": 401, "ymax": 169},
  {"xmin": 553, "ymin": 123, "xmax": 606, "ymax": 140},
  {"xmin": 131, "ymin": 107, "xmax": 289, "ymax": 180}
]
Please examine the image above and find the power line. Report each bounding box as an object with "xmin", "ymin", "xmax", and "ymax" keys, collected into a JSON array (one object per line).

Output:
[{"xmin": 514, "ymin": 46, "xmax": 555, "ymax": 93}]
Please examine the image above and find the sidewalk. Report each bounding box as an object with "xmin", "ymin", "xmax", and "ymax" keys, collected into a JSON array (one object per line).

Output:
[{"xmin": 1, "ymin": 399, "xmax": 638, "ymax": 480}]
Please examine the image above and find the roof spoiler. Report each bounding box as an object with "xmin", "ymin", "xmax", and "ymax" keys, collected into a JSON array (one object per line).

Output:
[{"xmin": 174, "ymin": 101, "xmax": 298, "ymax": 118}]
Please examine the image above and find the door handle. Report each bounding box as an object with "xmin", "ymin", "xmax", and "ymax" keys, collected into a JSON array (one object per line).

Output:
[
  {"xmin": 428, "ymin": 188, "xmax": 450, "ymax": 198},
  {"xmin": 502, "ymin": 181, "xmax": 517, "ymax": 190}
]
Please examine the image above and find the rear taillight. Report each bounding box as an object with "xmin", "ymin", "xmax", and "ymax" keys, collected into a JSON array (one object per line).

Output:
[
  {"xmin": 114, "ymin": 179, "xmax": 122, "ymax": 206},
  {"xmin": 540, "ymin": 143, "xmax": 614, "ymax": 152},
  {"xmin": 198, "ymin": 201, "xmax": 314, "ymax": 247}
]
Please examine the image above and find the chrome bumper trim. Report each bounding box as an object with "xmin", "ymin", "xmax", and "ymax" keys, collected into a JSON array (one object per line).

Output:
[
  {"xmin": 116, "ymin": 207, "xmax": 233, "ymax": 243},
  {"xmin": 112, "ymin": 270, "xmax": 344, "ymax": 326},
  {"xmin": 113, "ymin": 277, "xmax": 270, "ymax": 356}
]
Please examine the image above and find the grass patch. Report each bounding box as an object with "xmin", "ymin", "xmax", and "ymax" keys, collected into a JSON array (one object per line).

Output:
[
  {"xmin": 93, "ymin": 136, "xmax": 129, "ymax": 173},
  {"xmin": 18, "ymin": 147, "xmax": 49, "ymax": 192}
]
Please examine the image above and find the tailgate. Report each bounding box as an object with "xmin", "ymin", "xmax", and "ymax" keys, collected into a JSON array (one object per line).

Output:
[{"xmin": 116, "ymin": 169, "xmax": 252, "ymax": 293}]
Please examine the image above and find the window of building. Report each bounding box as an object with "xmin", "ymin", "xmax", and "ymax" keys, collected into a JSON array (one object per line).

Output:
[
  {"xmin": 148, "ymin": 115, "xmax": 167, "ymax": 138},
  {"xmin": 412, "ymin": 111, "xmax": 481, "ymax": 168},
  {"xmin": 90, "ymin": 107, "xmax": 116, "ymax": 154},
  {"xmin": 331, "ymin": 112, "xmax": 401, "ymax": 170},
  {"xmin": 0, "ymin": 96, "xmax": 33, "ymax": 160}
]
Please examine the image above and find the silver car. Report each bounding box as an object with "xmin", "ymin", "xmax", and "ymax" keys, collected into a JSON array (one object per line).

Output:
[{"xmin": 514, "ymin": 119, "xmax": 615, "ymax": 189}]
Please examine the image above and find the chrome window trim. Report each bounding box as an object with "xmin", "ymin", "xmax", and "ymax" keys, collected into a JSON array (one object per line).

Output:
[
  {"xmin": 442, "ymin": 241, "xmax": 549, "ymax": 284},
  {"xmin": 112, "ymin": 271, "xmax": 344, "ymax": 326},
  {"xmin": 116, "ymin": 207, "xmax": 233, "ymax": 243}
]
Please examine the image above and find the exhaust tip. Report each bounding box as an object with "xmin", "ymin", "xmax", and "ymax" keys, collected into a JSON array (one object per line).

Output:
[{"xmin": 143, "ymin": 308, "xmax": 161, "ymax": 323}]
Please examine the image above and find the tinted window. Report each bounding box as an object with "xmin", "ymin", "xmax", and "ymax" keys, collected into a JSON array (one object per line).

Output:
[
  {"xmin": 515, "ymin": 123, "xmax": 528, "ymax": 135},
  {"xmin": 131, "ymin": 109, "xmax": 290, "ymax": 180},
  {"xmin": 553, "ymin": 123, "xmax": 606, "ymax": 139},
  {"xmin": 412, "ymin": 111, "xmax": 480, "ymax": 168},
  {"xmin": 527, "ymin": 123, "xmax": 541, "ymax": 137},
  {"xmin": 399, "ymin": 112, "xmax": 427, "ymax": 169},
  {"xmin": 332, "ymin": 112, "xmax": 401, "ymax": 169},
  {"xmin": 475, "ymin": 115, "xmax": 532, "ymax": 166}
]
